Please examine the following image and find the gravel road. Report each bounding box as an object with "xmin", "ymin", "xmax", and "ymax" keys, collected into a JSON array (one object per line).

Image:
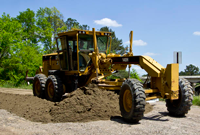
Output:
[{"xmin": 0, "ymin": 88, "xmax": 200, "ymax": 135}]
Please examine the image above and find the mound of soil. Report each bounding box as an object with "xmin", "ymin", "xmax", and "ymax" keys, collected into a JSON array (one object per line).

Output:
[{"xmin": 0, "ymin": 85, "xmax": 152, "ymax": 123}]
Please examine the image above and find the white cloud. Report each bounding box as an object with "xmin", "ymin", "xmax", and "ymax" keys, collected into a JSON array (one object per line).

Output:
[
  {"xmin": 124, "ymin": 41, "xmax": 130, "ymax": 45},
  {"xmin": 94, "ymin": 18, "xmax": 122, "ymax": 27},
  {"xmin": 133, "ymin": 40, "xmax": 147, "ymax": 46},
  {"xmin": 124, "ymin": 40, "xmax": 147, "ymax": 46},
  {"xmin": 193, "ymin": 31, "xmax": 200, "ymax": 36},
  {"xmin": 143, "ymin": 52, "xmax": 159, "ymax": 56}
]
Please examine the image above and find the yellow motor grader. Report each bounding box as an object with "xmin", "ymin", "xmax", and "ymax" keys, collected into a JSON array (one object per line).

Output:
[{"xmin": 30, "ymin": 28, "xmax": 193, "ymax": 123}]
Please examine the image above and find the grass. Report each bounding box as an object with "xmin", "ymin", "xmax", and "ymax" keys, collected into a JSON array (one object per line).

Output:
[
  {"xmin": 159, "ymin": 96, "xmax": 200, "ymax": 107},
  {"xmin": 192, "ymin": 96, "xmax": 200, "ymax": 106},
  {"xmin": 159, "ymin": 98, "xmax": 165, "ymax": 101},
  {"xmin": 0, "ymin": 81, "xmax": 32, "ymax": 89}
]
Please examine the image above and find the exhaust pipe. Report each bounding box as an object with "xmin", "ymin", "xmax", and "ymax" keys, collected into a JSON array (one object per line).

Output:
[{"xmin": 25, "ymin": 70, "xmax": 34, "ymax": 82}]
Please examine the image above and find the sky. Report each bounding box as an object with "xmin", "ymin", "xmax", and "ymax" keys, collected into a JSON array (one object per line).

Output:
[{"xmin": 1, "ymin": 0, "xmax": 200, "ymax": 76}]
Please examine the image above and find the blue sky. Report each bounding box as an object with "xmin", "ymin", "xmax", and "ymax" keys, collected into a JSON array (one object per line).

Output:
[{"xmin": 1, "ymin": 0, "xmax": 200, "ymax": 75}]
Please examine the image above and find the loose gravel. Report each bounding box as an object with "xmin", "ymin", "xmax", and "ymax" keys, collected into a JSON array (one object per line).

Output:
[{"xmin": 0, "ymin": 87, "xmax": 200, "ymax": 135}]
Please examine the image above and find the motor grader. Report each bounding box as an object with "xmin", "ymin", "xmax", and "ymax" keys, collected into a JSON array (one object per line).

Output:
[{"xmin": 30, "ymin": 28, "xmax": 193, "ymax": 123}]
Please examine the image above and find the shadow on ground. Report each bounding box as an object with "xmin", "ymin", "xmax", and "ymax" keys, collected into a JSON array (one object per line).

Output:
[
  {"xmin": 143, "ymin": 111, "xmax": 186, "ymax": 121},
  {"xmin": 110, "ymin": 116, "xmax": 141, "ymax": 125},
  {"xmin": 143, "ymin": 112, "xmax": 169, "ymax": 121},
  {"xmin": 110, "ymin": 107, "xmax": 187, "ymax": 124},
  {"xmin": 110, "ymin": 112, "xmax": 176, "ymax": 124}
]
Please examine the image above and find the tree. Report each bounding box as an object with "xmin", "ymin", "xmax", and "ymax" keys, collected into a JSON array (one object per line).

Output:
[
  {"xmin": 1, "ymin": 44, "xmax": 42, "ymax": 86},
  {"xmin": 51, "ymin": 7, "xmax": 67, "ymax": 34},
  {"xmin": 179, "ymin": 71, "xmax": 186, "ymax": 76},
  {"xmin": 130, "ymin": 68, "xmax": 142, "ymax": 81},
  {"xmin": 36, "ymin": 7, "xmax": 54, "ymax": 53},
  {"xmin": 100, "ymin": 26, "xmax": 127, "ymax": 55},
  {"xmin": 107, "ymin": 68, "xmax": 141, "ymax": 81},
  {"xmin": 80, "ymin": 24, "xmax": 90, "ymax": 30},
  {"xmin": 16, "ymin": 8, "xmax": 39, "ymax": 46},
  {"xmin": 179, "ymin": 64, "xmax": 200, "ymax": 75},
  {"xmin": 36, "ymin": 7, "xmax": 67, "ymax": 53},
  {"xmin": 0, "ymin": 8, "xmax": 68, "ymax": 86},
  {"xmin": 65, "ymin": 18, "xmax": 79, "ymax": 31},
  {"xmin": 0, "ymin": 13, "xmax": 22, "ymax": 62},
  {"xmin": 0, "ymin": 12, "xmax": 43, "ymax": 86},
  {"xmin": 65, "ymin": 18, "xmax": 90, "ymax": 31}
]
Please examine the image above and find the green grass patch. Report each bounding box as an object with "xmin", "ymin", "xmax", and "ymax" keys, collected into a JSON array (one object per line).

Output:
[
  {"xmin": 159, "ymin": 96, "xmax": 200, "ymax": 106},
  {"xmin": 0, "ymin": 80, "xmax": 32, "ymax": 89},
  {"xmin": 159, "ymin": 98, "xmax": 165, "ymax": 101},
  {"xmin": 193, "ymin": 96, "xmax": 200, "ymax": 106}
]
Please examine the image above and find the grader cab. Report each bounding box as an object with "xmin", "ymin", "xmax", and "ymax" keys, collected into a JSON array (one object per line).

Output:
[{"xmin": 31, "ymin": 28, "xmax": 193, "ymax": 123}]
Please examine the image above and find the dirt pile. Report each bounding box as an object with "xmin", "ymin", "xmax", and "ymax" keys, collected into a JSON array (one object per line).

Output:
[{"xmin": 0, "ymin": 85, "xmax": 152, "ymax": 123}]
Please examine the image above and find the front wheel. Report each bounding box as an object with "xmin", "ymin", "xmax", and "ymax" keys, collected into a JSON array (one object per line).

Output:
[
  {"xmin": 166, "ymin": 78, "xmax": 193, "ymax": 116},
  {"xmin": 119, "ymin": 79, "xmax": 146, "ymax": 123}
]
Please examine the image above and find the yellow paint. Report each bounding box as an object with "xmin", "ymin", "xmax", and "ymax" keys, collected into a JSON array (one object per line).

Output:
[
  {"xmin": 164, "ymin": 63, "xmax": 179, "ymax": 100},
  {"xmin": 123, "ymin": 89, "xmax": 132, "ymax": 112},
  {"xmin": 130, "ymin": 31, "xmax": 133, "ymax": 53},
  {"xmin": 47, "ymin": 81, "xmax": 54, "ymax": 99},
  {"xmin": 146, "ymin": 96, "xmax": 161, "ymax": 101},
  {"xmin": 35, "ymin": 78, "xmax": 40, "ymax": 96},
  {"xmin": 38, "ymin": 28, "xmax": 180, "ymax": 102},
  {"xmin": 76, "ymin": 33, "xmax": 79, "ymax": 71},
  {"xmin": 139, "ymin": 56, "xmax": 164, "ymax": 77},
  {"xmin": 145, "ymin": 89, "xmax": 159, "ymax": 94}
]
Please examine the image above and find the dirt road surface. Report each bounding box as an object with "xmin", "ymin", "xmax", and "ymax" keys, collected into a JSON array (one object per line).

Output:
[{"xmin": 0, "ymin": 87, "xmax": 200, "ymax": 135}]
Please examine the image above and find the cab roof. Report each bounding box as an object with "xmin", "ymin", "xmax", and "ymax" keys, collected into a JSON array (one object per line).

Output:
[{"xmin": 57, "ymin": 29, "xmax": 112, "ymax": 37}]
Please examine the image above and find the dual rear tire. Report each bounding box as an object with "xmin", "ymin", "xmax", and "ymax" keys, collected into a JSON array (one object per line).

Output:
[
  {"xmin": 33, "ymin": 74, "xmax": 47, "ymax": 98},
  {"xmin": 45, "ymin": 75, "xmax": 64, "ymax": 102},
  {"xmin": 33, "ymin": 74, "xmax": 65, "ymax": 102}
]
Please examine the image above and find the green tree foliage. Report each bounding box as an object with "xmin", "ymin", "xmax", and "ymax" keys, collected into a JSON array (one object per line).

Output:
[
  {"xmin": 0, "ymin": 13, "xmax": 42, "ymax": 86},
  {"xmin": 36, "ymin": 7, "xmax": 67, "ymax": 53},
  {"xmin": 107, "ymin": 68, "xmax": 141, "ymax": 81},
  {"xmin": 2, "ymin": 44, "xmax": 42, "ymax": 86},
  {"xmin": 80, "ymin": 24, "xmax": 90, "ymax": 30},
  {"xmin": 16, "ymin": 8, "xmax": 39, "ymax": 46},
  {"xmin": 65, "ymin": 18, "xmax": 79, "ymax": 30},
  {"xmin": 65, "ymin": 18, "xmax": 90, "ymax": 31},
  {"xmin": 107, "ymin": 70, "xmax": 129, "ymax": 80},
  {"xmin": 179, "ymin": 64, "xmax": 200, "ymax": 75},
  {"xmin": 130, "ymin": 68, "xmax": 142, "ymax": 81},
  {"xmin": 100, "ymin": 26, "xmax": 127, "ymax": 55},
  {"xmin": 0, "ymin": 13, "xmax": 22, "ymax": 62},
  {"xmin": 36, "ymin": 7, "xmax": 54, "ymax": 53}
]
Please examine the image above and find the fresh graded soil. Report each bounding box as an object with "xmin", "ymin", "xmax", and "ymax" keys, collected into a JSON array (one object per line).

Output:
[
  {"xmin": 0, "ymin": 87, "xmax": 200, "ymax": 135},
  {"xmin": 0, "ymin": 84, "xmax": 152, "ymax": 123}
]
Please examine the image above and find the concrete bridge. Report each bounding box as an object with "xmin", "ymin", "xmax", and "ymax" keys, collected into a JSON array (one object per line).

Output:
[
  {"xmin": 179, "ymin": 76, "xmax": 200, "ymax": 83},
  {"xmin": 141, "ymin": 76, "xmax": 200, "ymax": 83}
]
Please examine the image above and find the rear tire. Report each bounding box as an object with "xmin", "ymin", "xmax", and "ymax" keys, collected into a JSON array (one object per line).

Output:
[
  {"xmin": 119, "ymin": 79, "xmax": 146, "ymax": 123},
  {"xmin": 45, "ymin": 75, "xmax": 64, "ymax": 102},
  {"xmin": 166, "ymin": 78, "xmax": 193, "ymax": 116},
  {"xmin": 33, "ymin": 74, "xmax": 47, "ymax": 98}
]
